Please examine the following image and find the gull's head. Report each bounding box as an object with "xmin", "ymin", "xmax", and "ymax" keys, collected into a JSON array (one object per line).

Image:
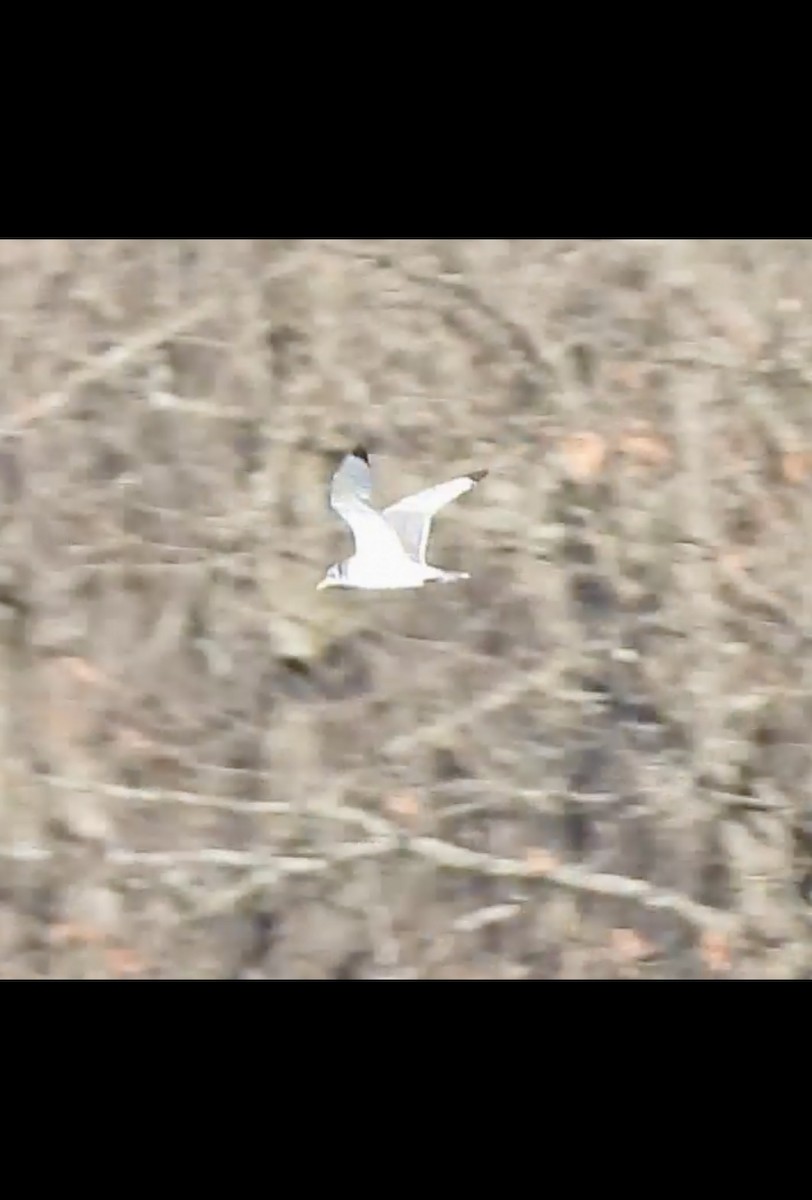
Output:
[{"xmin": 317, "ymin": 563, "xmax": 343, "ymax": 590}]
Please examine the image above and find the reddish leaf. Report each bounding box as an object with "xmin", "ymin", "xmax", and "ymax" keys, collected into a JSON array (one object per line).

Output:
[
  {"xmin": 781, "ymin": 450, "xmax": 812, "ymax": 485},
  {"xmin": 524, "ymin": 847, "xmax": 558, "ymax": 876},
  {"xmin": 611, "ymin": 927, "xmax": 653, "ymax": 962},
  {"xmin": 105, "ymin": 946, "xmax": 147, "ymax": 977},
  {"xmin": 619, "ymin": 431, "xmax": 671, "ymax": 467},
  {"xmin": 561, "ymin": 432, "xmax": 607, "ymax": 482},
  {"xmin": 699, "ymin": 929, "xmax": 732, "ymax": 973}
]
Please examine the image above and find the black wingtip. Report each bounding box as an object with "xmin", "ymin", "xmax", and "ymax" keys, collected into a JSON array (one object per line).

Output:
[
  {"xmin": 469, "ymin": 468, "xmax": 488, "ymax": 483},
  {"xmin": 351, "ymin": 445, "xmax": 369, "ymax": 464}
]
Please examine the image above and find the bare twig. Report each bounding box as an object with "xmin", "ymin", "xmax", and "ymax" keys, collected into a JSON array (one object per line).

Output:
[
  {"xmin": 453, "ymin": 903, "xmax": 523, "ymax": 933},
  {"xmin": 0, "ymin": 826, "xmax": 738, "ymax": 936},
  {"xmin": 409, "ymin": 837, "xmax": 739, "ymax": 934},
  {"xmin": 37, "ymin": 773, "xmax": 396, "ymax": 840},
  {"xmin": 0, "ymin": 300, "xmax": 217, "ymax": 441}
]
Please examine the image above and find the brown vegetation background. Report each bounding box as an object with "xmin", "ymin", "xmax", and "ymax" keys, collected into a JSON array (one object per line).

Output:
[{"xmin": 1, "ymin": 239, "xmax": 811, "ymax": 978}]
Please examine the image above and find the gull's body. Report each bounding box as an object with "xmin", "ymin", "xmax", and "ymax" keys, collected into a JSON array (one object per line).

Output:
[{"xmin": 317, "ymin": 446, "xmax": 487, "ymax": 591}]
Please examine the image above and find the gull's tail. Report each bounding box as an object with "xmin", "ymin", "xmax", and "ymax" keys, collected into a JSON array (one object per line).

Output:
[{"xmin": 425, "ymin": 569, "xmax": 470, "ymax": 585}]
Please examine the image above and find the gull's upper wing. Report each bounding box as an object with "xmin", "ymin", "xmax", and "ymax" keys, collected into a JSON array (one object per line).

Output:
[
  {"xmin": 329, "ymin": 447, "xmax": 406, "ymax": 561},
  {"xmin": 382, "ymin": 469, "xmax": 487, "ymax": 563}
]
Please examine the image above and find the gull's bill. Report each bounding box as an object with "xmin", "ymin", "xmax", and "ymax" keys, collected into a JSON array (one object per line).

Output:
[{"xmin": 318, "ymin": 446, "xmax": 487, "ymax": 591}]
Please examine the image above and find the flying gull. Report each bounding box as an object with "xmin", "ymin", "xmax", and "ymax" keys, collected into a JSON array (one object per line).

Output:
[{"xmin": 317, "ymin": 446, "xmax": 488, "ymax": 590}]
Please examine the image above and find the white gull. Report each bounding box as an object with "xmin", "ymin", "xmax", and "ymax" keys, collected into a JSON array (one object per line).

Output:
[{"xmin": 317, "ymin": 446, "xmax": 487, "ymax": 591}]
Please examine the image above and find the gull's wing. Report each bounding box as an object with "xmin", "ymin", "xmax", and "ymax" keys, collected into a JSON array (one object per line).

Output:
[
  {"xmin": 329, "ymin": 446, "xmax": 406, "ymax": 561},
  {"xmin": 382, "ymin": 469, "xmax": 487, "ymax": 564}
]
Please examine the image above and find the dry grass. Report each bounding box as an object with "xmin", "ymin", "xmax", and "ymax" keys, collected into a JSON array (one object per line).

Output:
[{"xmin": 1, "ymin": 238, "xmax": 811, "ymax": 978}]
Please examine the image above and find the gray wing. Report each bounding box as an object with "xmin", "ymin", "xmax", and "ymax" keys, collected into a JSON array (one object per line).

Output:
[
  {"xmin": 382, "ymin": 469, "xmax": 488, "ymax": 564},
  {"xmin": 329, "ymin": 447, "xmax": 406, "ymax": 561}
]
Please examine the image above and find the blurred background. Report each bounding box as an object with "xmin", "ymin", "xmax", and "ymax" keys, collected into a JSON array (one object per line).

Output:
[{"xmin": 1, "ymin": 238, "xmax": 811, "ymax": 978}]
